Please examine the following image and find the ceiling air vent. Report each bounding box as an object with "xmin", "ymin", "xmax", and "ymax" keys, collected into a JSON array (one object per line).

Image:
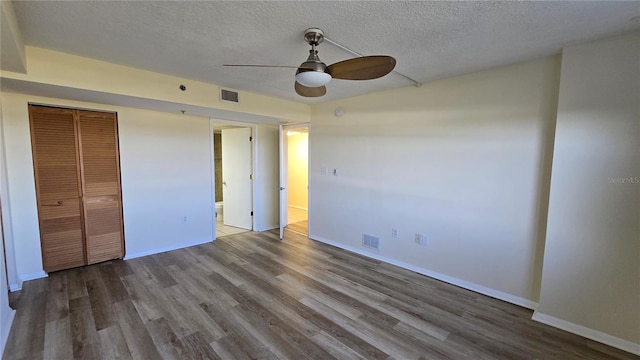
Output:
[
  {"xmin": 220, "ymin": 89, "xmax": 239, "ymax": 103},
  {"xmin": 362, "ymin": 233, "xmax": 380, "ymax": 250}
]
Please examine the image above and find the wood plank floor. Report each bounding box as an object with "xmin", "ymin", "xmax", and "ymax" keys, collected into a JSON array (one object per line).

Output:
[
  {"xmin": 287, "ymin": 220, "xmax": 308, "ymax": 236},
  {"xmin": 3, "ymin": 229, "xmax": 638, "ymax": 360}
]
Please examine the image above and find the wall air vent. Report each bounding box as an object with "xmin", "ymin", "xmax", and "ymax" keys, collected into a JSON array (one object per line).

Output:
[
  {"xmin": 362, "ymin": 234, "xmax": 380, "ymax": 250},
  {"xmin": 220, "ymin": 89, "xmax": 239, "ymax": 103}
]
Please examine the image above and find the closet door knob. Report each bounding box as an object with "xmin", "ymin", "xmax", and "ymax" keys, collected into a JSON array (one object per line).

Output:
[{"xmin": 43, "ymin": 200, "xmax": 64, "ymax": 207}]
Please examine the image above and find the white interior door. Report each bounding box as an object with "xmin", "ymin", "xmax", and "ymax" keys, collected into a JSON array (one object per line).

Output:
[
  {"xmin": 222, "ymin": 127, "xmax": 253, "ymax": 230},
  {"xmin": 279, "ymin": 125, "xmax": 288, "ymax": 239}
]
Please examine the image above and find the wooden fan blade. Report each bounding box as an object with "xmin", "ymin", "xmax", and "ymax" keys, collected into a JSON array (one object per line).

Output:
[
  {"xmin": 326, "ymin": 56, "xmax": 396, "ymax": 80},
  {"xmin": 295, "ymin": 82, "xmax": 326, "ymax": 97}
]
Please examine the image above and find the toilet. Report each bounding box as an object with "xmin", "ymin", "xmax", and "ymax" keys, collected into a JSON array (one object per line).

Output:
[{"xmin": 215, "ymin": 202, "xmax": 223, "ymax": 221}]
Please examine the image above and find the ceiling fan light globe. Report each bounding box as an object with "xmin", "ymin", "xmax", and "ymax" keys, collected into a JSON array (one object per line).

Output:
[{"xmin": 295, "ymin": 71, "xmax": 332, "ymax": 87}]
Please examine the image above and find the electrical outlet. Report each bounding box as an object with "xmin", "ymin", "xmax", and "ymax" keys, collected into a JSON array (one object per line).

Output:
[
  {"xmin": 415, "ymin": 233, "xmax": 427, "ymax": 245},
  {"xmin": 392, "ymin": 228, "xmax": 398, "ymax": 239},
  {"xmin": 183, "ymin": 216, "xmax": 188, "ymax": 223}
]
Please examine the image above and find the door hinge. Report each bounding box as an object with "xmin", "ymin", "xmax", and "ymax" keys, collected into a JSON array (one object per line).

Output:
[
  {"xmin": 249, "ymin": 174, "xmax": 253, "ymax": 180},
  {"xmin": 249, "ymin": 136, "xmax": 252, "ymax": 142},
  {"xmin": 251, "ymin": 211, "xmax": 254, "ymax": 216}
]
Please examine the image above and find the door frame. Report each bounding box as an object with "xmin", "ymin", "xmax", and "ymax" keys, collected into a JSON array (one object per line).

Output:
[
  {"xmin": 209, "ymin": 118, "xmax": 258, "ymax": 238},
  {"xmin": 279, "ymin": 123, "xmax": 310, "ymax": 239}
]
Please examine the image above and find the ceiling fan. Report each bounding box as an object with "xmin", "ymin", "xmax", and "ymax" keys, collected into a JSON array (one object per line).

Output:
[{"xmin": 223, "ymin": 28, "xmax": 396, "ymax": 97}]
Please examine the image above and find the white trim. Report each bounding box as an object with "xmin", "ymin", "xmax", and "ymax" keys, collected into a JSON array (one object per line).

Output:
[
  {"xmin": 0, "ymin": 113, "xmax": 20, "ymax": 294},
  {"xmin": 283, "ymin": 122, "xmax": 311, "ymax": 130},
  {"xmin": 306, "ymin": 123, "xmax": 311, "ymax": 236},
  {"xmin": 306, "ymin": 234, "xmax": 640, "ymax": 355},
  {"xmin": 1, "ymin": 308, "xmax": 16, "ymax": 354},
  {"xmin": 288, "ymin": 205, "xmax": 308, "ymax": 211},
  {"xmin": 250, "ymin": 125, "xmax": 258, "ymax": 232},
  {"xmin": 308, "ymin": 234, "xmax": 538, "ymax": 310},
  {"xmin": 10, "ymin": 270, "xmax": 49, "ymax": 291},
  {"xmin": 278, "ymin": 124, "xmax": 287, "ymax": 238},
  {"xmin": 255, "ymin": 224, "xmax": 278, "ymax": 232},
  {"xmin": 124, "ymin": 238, "xmax": 213, "ymax": 260},
  {"xmin": 19, "ymin": 270, "xmax": 47, "ymax": 283},
  {"xmin": 532, "ymin": 312, "xmax": 640, "ymax": 356}
]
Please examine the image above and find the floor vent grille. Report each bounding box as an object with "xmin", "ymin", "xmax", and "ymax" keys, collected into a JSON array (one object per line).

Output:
[{"xmin": 362, "ymin": 234, "xmax": 380, "ymax": 249}]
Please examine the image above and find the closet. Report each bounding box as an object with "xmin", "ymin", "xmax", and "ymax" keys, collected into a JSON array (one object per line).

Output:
[{"xmin": 29, "ymin": 105, "xmax": 125, "ymax": 272}]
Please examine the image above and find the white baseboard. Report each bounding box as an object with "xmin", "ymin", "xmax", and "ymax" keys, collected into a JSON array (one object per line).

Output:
[
  {"xmin": 20, "ymin": 270, "xmax": 48, "ymax": 282},
  {"xmin": 124, "ymin": 238, "xmax": 213, "ymax": 260},
  {"xmin": 288, "ymin": 205, "xmax": 308, "ymax": 211},
  {"xmin": 9, "ymin": 271, "xmax": 48, "ymax": 292},
  {"xmin": 307, "ymin": 234, "xmax": 639, "ymax": 356},
  {"xmin": 255, "ymin": 225, "xmax": 278, "ymax": 232},
  {"xmin": 532, "ymin": 312, "xmax": 640, "ymax": 356},
  {"xmin": 1, "ymin": 308, "xmax": 16, "ymax": 355},
  {"xmin": 308, "ymin": 234, "xmax": 538, "ymax": 310}
]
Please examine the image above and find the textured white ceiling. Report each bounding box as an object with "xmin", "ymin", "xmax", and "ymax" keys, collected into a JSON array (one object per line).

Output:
[{"xmin": 10, "ymin": 1, "xmax": 640, "ymax": 104}]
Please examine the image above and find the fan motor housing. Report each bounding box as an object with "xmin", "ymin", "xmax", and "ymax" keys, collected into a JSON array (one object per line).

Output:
[{"xmin": 304, "ymin": 28, "xmax": 324, "ymax": 45}]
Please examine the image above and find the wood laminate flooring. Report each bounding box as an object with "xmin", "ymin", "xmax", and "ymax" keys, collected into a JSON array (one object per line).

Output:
[
  {"xmin": 286, "ymin": 221, "xmax": 308, "ymax": 236},
  {"xmin": 3, "ymin": 229, "xmax": 638, "ymax": 360},
  {"xmin": 216, "ymin": 222, "xmax": 249, "ymax": 238},
  {"xmin": 287, "ymin": 207, "xmax": 307, "ymax": 225}
]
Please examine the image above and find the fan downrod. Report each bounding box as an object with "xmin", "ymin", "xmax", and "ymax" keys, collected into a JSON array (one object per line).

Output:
[{"xmin": 303, "ymin": 28, "xmax": 324, "ymax": 46}]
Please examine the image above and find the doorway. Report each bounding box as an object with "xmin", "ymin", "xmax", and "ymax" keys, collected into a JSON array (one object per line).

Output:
[
  {"xmin": 213, "ymin": 124, "xmax": 253, "ymax": 238},
  {"xmin": 279, "ymin": 124, "xmax": 309, "ymax": 237}
]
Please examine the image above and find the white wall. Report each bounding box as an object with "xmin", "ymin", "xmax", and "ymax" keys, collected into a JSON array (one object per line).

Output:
[
  {"xmin": 1, "ymin": 93, "xmax": 215, "ymax": 282},
  {"xmin": 1, "ymin": 94, "xmax": 44, "ymax": 280},
  {"xmin": 255, "ymin": 124, "xmax": 279, "ymax": 231},
  {"xmin": 0, "ymin": 0, "xmax": 27, "ymax": 73},
  {"xmin": 118, "ymin": 107, "xmax": 214, "ymax": 258},
  {"xmin": 0, "ymin": 225, "xmax": 14, "ymax": 359},
  {"xmin": 0, "ymin": 100, "xmax": 18, "ymax": 290},
  {"xmin": 3, "ymin": 47, "xmax": 310, "ymax": 123},
  {"xmin": 0, "ymin": 98, "xmax": 17, "ymax": 356},
  {"xmin": 309, "ymin": 56, "xmax": 561, "ymax": 305},
  {"xmin": 536, "ymin": 32, "xmax": 640, "ymax": 350}
]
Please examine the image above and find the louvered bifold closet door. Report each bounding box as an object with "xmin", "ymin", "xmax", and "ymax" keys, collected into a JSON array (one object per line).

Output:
[
  {"xmin": 29, "ymin": 106, "xmax": 86, "ymax": 272},
  {"xmin": 77, "ymin": 110, "xmax": 125, "ymax": 264}
]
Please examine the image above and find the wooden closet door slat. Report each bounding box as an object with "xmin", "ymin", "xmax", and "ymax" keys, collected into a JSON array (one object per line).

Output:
[
  {"xmin": 78, "ymin": 110, "xmax": 125, "ymax": 264},
  {"xmin": 29, "ymin": 105, "xmax": 86, "ymax": 272}
]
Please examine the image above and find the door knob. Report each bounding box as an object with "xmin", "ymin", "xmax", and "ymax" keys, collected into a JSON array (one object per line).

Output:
[
  {"xmin": 223, "ymin": 181, "xmax": 227, "ymax": 185},
  {"xmin": 279, "ymin": 187, "xmax": 285, "ymax": 190}
]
